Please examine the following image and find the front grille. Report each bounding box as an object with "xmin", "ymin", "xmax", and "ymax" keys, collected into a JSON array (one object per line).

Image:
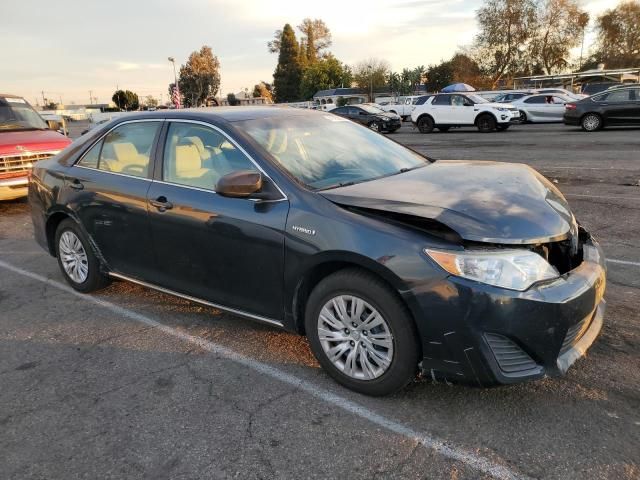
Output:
[
  {"xmin": 560, "ymin": 313, "xmax": 593, "ymax": 354},
  {"xmin": 485, "ymin": 333, "xmax": 540, "ymax": 375},
  {"xmin": 0, "ymin": 152, "xmax": 58, "ymax": 175}
]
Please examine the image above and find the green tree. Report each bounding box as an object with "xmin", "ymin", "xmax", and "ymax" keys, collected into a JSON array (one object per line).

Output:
[
  {"xmin": 299, "ymin": 55, "xmax": 352, "ymax": 99},
  {"xmin": 473, "ymin": 0, "xmax": 538, "ymax": 86},
  {"xmin": 592, "ymin": 0, "xmax": 640, "ymax": 68},
  {"xmin": 273, "ymin": 24, "xmax": 303, "ymax": 102},
  {"xmin": 425, "ymin": 61, "xmax": 453, "ymax": 91},
  {"xmin": 226, "ymin": 93, "xmax": 239, "ymax": 106},
  {"xmin": 353, "ymin": 58, "xmax": 390, "ymax": 101},
  {"xmin": 178, "ymin": 45, "xmax": 221, "ymax": 107},
  {"xmin": 111, "ymin": 89, "xmax": 139, "ymax": 110},
  {"xmin": 268, "ymin": 18, "xmax": 332, "ymax": 64}
]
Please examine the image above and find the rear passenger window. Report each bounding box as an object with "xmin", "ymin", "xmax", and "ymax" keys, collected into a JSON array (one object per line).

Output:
[
  {"xmin": 432, "ymin": 95, "xmax": 451, "ymax": 105},
  {"xmin": 78, "ymin": 141, "xmax": 100, "ymax": 168},
  {"xmin": 98, "ymin": 122, "xmax": 160, "ymax": 177},
  {"xmin": 163, "ymin": 122, "xmax": 256, "ymax": 191}
]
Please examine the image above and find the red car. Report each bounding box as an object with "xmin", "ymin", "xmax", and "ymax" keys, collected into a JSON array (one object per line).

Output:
[{"xmin": 0, "ymin": 94, "xmax": 71, "ymax": 201}]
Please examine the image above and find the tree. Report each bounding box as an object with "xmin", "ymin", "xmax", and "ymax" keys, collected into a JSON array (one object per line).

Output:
[
  {"xmin": 112, "ymin": 89, "xmax": 139, "ymax": 110},
  {"xmin": 592, "ymin": 0, "xmax": 640, "ymax": 68},
  {"xmin": 273, "ymin": 24, "xmax": 303, "ymax": 102},
  {"xmin": 353, "ymin": 58, "xmax": 390, "ymax": 101},
  {"xmin": 144, "ymin": 95, "xmax": 159, "ymax": 108},
  {"xmin": 178, "ymin": 45, "xmax": 221, "ymax": 107},
  {"xmin": 268, "ymin": 18, "xmax": 332, "ymax": 63},
  {"xmin": 531, "ymin": 0, "xmax": 587, "ymax": 74},
  {"xmin": 297, "ymin": 18, "xmax": 332, "ymax": 63},
  {"xmin": 425, "ymin": 61, "xmax": 453, "ymax": 91},
  {"xmin": 252, "ymin": 82, "xmax": 274, "ymax": 102},
  {"xmin": 473, "ymin": 0, "xmax": 538, "ymax": 86},
  {"xmin": 226, "ymin": 93, "xmax": 239, "ymax": 106},
  {"xmin": 299, "ymin": 55, "xmax": 352, "ymax": 99}
]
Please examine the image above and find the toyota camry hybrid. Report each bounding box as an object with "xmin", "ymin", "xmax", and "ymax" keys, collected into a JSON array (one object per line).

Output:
[{"xmin": 28, "ymin": 107, "xmax": 606, "ymax": 396}]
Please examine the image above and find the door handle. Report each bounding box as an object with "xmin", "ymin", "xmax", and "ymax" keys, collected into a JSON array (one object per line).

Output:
[
  {"xmin": 69, "ymin": 179, "xmax": 84, "ymax": 190},
  {"xmin": 150, "ymin": 196, "xmax": 173, "ymax": 212}
]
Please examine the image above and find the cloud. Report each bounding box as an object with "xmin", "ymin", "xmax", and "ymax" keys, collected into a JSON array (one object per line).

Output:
[{"xmin": 116, "ymin": 62, "xmax": 141, "ymax": 71}]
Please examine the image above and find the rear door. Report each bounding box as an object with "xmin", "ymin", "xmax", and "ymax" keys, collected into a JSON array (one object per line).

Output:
[
  {"xmin": 66, "ymin": 120, "xmax": 162, "ymax": 279},
  {"xmin": 146, "ymin": 120, "xmax": 289, "ymax": 320},
  {"xmin": 523, "ymin": 95, "xmax": 549, "ymax": 121}
]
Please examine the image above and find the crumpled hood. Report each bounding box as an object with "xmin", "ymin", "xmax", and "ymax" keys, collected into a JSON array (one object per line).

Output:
[{"xmin": 320, "ymin": 160, "xmax": 575, "ymax": 244}]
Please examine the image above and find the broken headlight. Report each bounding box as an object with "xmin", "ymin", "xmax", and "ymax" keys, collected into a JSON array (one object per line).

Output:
[{"xmin": 425, "ymin": 248, "xmax": 559, "ymax": 291}]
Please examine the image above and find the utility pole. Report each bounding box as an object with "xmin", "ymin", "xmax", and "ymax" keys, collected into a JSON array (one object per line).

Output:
[
  {"xmin": 41, "ymin": 91, "xmax": 46, "ymax": 106},
  {"xmin": 89, "ymin": 90, "xmax": 93, "ymax": 105}
]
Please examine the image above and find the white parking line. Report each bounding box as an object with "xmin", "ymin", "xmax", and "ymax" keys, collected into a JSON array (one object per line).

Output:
[
  {"xmin": 607, "ymin": 258, "xmax": 640, "ymax": 267},
  {"xmin": 0, "ymin": 259, "xmax": 527, "ymax": 480},
  {"xmin": 564, "ymin": 193, "xmax": 640, "ymax": 201}
]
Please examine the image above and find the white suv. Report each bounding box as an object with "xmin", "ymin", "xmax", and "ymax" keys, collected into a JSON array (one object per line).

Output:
[{"xmin": 410, "ymin": 93, "xmax": 520, "ymax": 133}]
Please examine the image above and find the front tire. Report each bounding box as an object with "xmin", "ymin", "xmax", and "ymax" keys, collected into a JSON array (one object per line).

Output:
[
  {"xmin": 581, "ymin": 113, "xmax": 602, "ymax": 132},
  {"xmin": 476, "ymin": 114, "xmax": 496, "ymax": 133},
  {"xmin": 417, "ymin": 116, "xmax": 434, "ymax": 133},
  {"xmin": 369, "ymin": 122, "xmax": 380, "ymax": 132},
  {"xmin": 55, "ymin": 219, "xmax": 110, "ymax": 293},
  {"xmin": 519, "ymin": 111, "xmax": 528, "ymax": 123},
  {"xmin": 305, "ymin": 269, "xmax": 419, "ymax": 396}
]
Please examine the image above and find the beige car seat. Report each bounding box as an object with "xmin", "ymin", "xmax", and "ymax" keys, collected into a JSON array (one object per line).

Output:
[
  {"xmin": 101, "ymin": 142, "xmax": 148, "ymax": 174},
  {"xmin": 173, "ymin": 144, "xmax": 218, "ymax": 189}
]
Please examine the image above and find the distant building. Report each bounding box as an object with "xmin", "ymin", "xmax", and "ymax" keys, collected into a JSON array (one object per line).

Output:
[
  {"xmin": 218, "ymin": 90, "xmax": 272, "ymax": 106},
  {"xmin": 514, "ymin": 66, "xmax": 640, "ymax": 91}
]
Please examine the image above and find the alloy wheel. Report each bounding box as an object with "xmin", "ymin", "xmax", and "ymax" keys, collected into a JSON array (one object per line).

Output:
[
  {"xmin": 317, "ymin": 295, "xmax": 394, "ymax": 380},
  {"xmin": 370, "ymin": 122, "xmax": 380, "ymax": 132},
  {"xmin": 58, "ymin": 230, "xmax": 89, "ymax": 283},
  {"xmin": 582, "ymin": 114, "xmax": 601, "ymax": 131},
  {"xmin": 519, "ymin": 111, "xmax": 527, "ymax": 123}
]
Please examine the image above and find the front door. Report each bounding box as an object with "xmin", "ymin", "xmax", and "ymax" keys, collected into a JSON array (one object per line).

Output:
[
  {"xmin": 600, "ymin": 88, "xmax": 640, "ymax": 124},
  {"xmin": 66, "ymin": 120, "xmax": 162, "ymax": 279},
  {"xmin": 146, "ymin": 120, "xmax": 289, "ymax": 320}
]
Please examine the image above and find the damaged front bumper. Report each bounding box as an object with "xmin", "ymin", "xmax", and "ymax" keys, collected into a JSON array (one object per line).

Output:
[{"xmin": 412, "ymin": 238, "xmax": 606, "ymax": 386}]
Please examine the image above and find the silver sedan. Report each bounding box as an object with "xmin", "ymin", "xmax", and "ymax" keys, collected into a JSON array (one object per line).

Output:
[{"xmin": 511, "ymin": 93, "xmax": 575, "ymax": 123}]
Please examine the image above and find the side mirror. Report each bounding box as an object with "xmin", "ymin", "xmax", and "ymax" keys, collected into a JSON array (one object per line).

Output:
[{"xmin": 216, "ymin": 170, "xmax": 262, "ymax": 198}]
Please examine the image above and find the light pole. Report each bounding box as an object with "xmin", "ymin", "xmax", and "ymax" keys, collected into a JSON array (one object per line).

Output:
[
  {"xmin": 168, "ymin": 57, "xmax": 179, "ymax": 107},
  {"xmin": 367, "ymin": 64, "xmax": 373, "ymax": 102}
]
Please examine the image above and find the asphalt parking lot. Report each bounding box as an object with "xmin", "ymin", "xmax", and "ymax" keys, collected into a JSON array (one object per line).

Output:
[{"xmin": 1, "ymin": 122, "xmax": 638, "ymax": 479}]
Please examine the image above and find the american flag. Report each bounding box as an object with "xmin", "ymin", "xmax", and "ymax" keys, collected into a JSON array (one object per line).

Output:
[{"xmin": 171, "ymin": 85, "xmax": 181, "ymax": 109}]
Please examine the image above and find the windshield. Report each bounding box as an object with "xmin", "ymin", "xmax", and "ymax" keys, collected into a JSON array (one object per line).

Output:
[
  {"xmin": 0, "ymin": 97, "xmax": 48, "ymax": 131},
  {"xmin": 237, "ymin": 113, "xmax": 427, "ymax": 190},
  {"xmin": 466, "ymin": 94, "xmax": 489, "ymax": 104},
  {"xmin": 359, "ymin": 104, "xmax": 385, "ymax": 114}
]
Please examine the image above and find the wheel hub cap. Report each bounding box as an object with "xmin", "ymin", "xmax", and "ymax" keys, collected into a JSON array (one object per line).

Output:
[
  {"xmin": 317, "ymin": 295, "xmax": 394, "ymax": 380},
  {"xmin": 59, "ymin": 231, "xmax": 89, "ymax": 283}
]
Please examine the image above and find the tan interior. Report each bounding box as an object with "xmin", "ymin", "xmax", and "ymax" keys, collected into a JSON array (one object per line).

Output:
[{"xmin": 100, "ymin": 142, "xmax": 148, "ymax": 174}]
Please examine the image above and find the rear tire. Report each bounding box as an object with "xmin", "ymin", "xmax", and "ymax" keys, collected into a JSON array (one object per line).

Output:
[
  {"xmin": 476, "ymin": 114, "xmax": 496, "ymax": 133},
  {"xmin": 417, "ymin": 116, "xmax": 434, "ymax": 133},
  {"xmin": 305, "ymin": 269, "xmax": 419, "ymax": 396},
  {"xmin": 54, "ymin": 219, "xmax": 110, "ymax": 293},
  {"xmin": 581, "ymin": 113, "xmax": 602, "ymax": 132}
]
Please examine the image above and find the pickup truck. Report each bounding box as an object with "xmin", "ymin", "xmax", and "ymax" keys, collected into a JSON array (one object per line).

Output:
[
  {"xmin": 378, "ymin": 96, "xmax": 422, "ymax": 121},
  {"xmin": 0, "ymin": 94, "xmax": 71, "ymax": 201}
]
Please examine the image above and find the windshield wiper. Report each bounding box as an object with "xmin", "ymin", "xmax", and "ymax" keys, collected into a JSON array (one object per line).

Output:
[{"xmin": 317, "ymin": 181, "xmax": 356, "ymax": 191}]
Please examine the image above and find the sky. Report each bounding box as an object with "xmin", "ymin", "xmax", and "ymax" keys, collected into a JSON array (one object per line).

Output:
[{"xmin": 1, "ymin": 0, "xmax": 621, "ymax": 105}]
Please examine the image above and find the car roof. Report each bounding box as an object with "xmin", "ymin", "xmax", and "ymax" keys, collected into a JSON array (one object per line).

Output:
[{"xmin": 106, "ymin": 106, "xmax": 319, "ymax": 123}]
